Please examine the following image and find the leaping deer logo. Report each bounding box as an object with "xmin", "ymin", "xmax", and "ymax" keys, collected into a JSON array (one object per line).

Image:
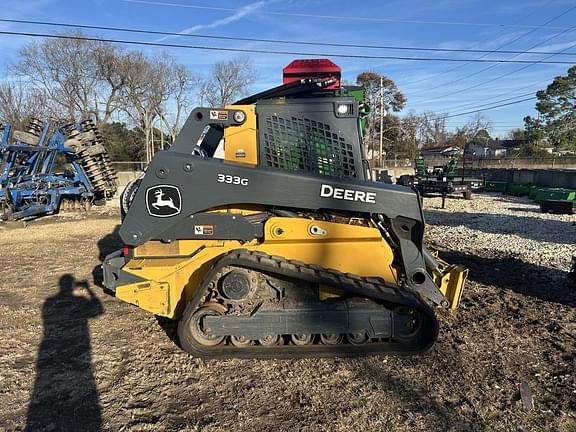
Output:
[
  {"xmin": 151, "ymin": 189, "xmax": 178, "ymax": 211},
  {"xmin": 146, "ymin": 185, "xmax": 182, "ymax": 217}
]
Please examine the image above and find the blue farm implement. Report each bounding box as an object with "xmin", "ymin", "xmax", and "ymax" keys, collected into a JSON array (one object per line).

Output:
[{"xmin": 0, "ymin": 118, "xmax": 117, "ymax": 220}]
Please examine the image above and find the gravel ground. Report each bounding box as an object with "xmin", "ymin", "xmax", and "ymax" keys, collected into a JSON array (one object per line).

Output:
[{"xmin": 0, "ymin": 193, "xmax": 574, "ymax": 432}]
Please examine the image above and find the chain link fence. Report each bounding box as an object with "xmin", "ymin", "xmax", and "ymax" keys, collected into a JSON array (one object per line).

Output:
[
  {"xmin": 376, "ymin": 156, "xmax": 576, "ymax": 170},
  {"xmin": 111, "ymin": 157, "xmax": 576, "ymax": 177},
  {"xmin": 110, "ymin": 161, "xmax": 147, "ymax": 172}
]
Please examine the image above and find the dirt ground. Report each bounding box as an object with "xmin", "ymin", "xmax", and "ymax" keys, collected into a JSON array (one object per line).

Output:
[{"xmin": 0, "ymin": 194, "xmax": 574, "ymax": 432}]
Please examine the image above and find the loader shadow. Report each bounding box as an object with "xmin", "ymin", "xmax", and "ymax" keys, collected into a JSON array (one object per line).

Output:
[
  {"xmin": 506, "ymin": 206, "xmax": 543, "ymax": 214},
  {"xmin": 92, "ymin": 224, "xmax": 122, "ymax": 288},
  {"xmin": 149, "ymin": 240, "xmax": 479, "ymax": 430},
  {"xmin": 420, "ymin": 193, "xmax": 470, "ymax": 205},
  {"xmin": 439, "ymin": 250, "xmax": 576, "ymax": 307},
  {"xmin": 26, "ymin": 274, "xmax": 103, "ymax": 432},
  {"xmin": 156, "ymin": 315, "xmax": 180, "ymax": 345},
  {"xmin": 354, "ymin": 356, "xmax": 484, "ymax": 432},
  {"xmin": 97, "ymin": 224, "xmax": 122, "ymax": 261},
  {"xmin": 425, "ymin": 210, "xmax": 575, "ymax": 244}
]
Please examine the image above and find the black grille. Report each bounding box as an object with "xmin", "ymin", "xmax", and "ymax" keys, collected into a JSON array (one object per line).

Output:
[{"xmin": 262, "ymin": 115, "xmax": 357, "ymax": 178}]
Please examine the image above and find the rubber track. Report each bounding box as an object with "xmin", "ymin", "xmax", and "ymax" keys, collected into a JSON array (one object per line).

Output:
[{"xmin": 178, "ymin": 249, "xmax": 439, "ymax": 359}]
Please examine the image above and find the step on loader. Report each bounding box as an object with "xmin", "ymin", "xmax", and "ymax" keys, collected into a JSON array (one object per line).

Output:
[{"xmin": 102, "ymin": 59, "xmax": 467, "ymax": 358}]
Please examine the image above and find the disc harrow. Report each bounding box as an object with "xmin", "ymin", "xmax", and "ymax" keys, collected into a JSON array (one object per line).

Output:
[{"xmin": 0, "ymin": 118, "xmax": 117, "ymax": 220}]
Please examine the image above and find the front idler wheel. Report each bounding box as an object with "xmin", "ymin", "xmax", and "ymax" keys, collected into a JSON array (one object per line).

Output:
[{"xmin": 393, "ymin": 306, "xmax": 423, "ymax": 342}]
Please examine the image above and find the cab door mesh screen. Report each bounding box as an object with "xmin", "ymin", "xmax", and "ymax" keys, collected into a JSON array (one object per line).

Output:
[{"xmin": 262, "ymin": 115, "xmax": 357, "ymax": 179}]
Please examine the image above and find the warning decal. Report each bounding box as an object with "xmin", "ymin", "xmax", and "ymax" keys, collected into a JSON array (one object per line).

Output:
[
  {"xmin": 194, "ymin": 225, "xmax": 214, "ymax": 235},
  {"xmin": 209, "ymin": 110, "xmax": 228, "ymax": 121}
]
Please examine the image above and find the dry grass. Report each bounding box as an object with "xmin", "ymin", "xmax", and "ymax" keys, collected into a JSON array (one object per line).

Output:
[{"xmin": 0, "ymin": 196, "xmax": 574, "ymax": 432}]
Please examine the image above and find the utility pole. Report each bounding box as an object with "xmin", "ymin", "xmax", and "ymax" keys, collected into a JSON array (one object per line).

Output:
[
  {"xmin": 151, "ymin": 127, "xmax": 155, "ymax": 159},
  {"xmin": 145, "ymin": 129, "xmax": 150, "ymax": 164},
  {"xmin": 379, "ymin": 75, "xmax": 384, "ymax": 168}
]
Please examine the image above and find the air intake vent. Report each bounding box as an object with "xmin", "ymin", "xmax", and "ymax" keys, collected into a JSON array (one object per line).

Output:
[{"xmin": 263, "ymin": 115, "xmax": 357, "ymax": 178}]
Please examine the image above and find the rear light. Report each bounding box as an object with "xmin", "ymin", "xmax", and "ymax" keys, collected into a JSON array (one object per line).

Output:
[{"xmin": 122, "ymin": 245, "xmax": 131, "ymax": 257}]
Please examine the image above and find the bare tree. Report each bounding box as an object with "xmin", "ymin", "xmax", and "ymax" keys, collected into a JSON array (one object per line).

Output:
[
  {"xmin": 397, "ymin": 112, "xmax": 422, "ymax": 159},
  {"xmin": 418, "ymin": 112, "xmax": 448, "ymax": 148},
  {"xmin": 157, "ymin": 61, "xmax": 196, "ymax": 143},
  {"xmin": 121, "ymin": 52, "xmax": 173, "ymax": 162},
  {"xmin": 13, "ymin": 31, "xmax": 127, "ymax": 124},
  {"xmin": 14, "ymin": 32, "xmax": 97, "ymax": 119},
  {"xmin": 199, "ymin": 57, "xmax": 256, "ymax": 107},
  {"xmin": 93, "ymin": 43, "xmax": 129, "ymax": 124},
  {"xmin": 356, "ymin": 71, "xmax": 406, "ymax": 158},
  {"xmin": 450, "ymin": 114, "xmax": 492, "ymax": 148},
  {"xmin": 8, "ymin": 32, "xmax": 203, "ymax": 161},
  {"xmin": 0, "ymin": 81, "xmax": 49, "ymax": 127},
  {"xmin": 506, "ymin": 128, "xmax": 526, "ymax": 140}
]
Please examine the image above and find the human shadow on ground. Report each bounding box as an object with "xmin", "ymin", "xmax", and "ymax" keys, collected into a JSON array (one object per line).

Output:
[
  {"xmin": 439, "ymin": 250, "xmax": 576, "ymax": 307},
  {"xmin": 425, "ymin": 210, "xmax": 575, "ymax": 244},
  {"xmin": 26, "ymin": 274, "xmax": 104, "ymax": 432}
]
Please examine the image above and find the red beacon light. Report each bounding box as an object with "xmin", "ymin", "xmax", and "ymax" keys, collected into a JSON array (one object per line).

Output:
[{"xmin": 282, "ymin": 59, "xmax": 341, "ymax": 90}]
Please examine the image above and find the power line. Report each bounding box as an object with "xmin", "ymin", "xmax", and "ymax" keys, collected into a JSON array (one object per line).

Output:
[
  {"xmin": 2, "ymin": 17, "xmax": 576, "ymax": 57},
  {"xmin": 424, "ymin": 91, "xmax": 536, "ymax": 113},
  {"xmin": 445, "ymin": 119, "xmax": 518, "ymax": 125},
  {"xmin": 410, "ymin": 35, "xmax": 574, "ymax": 100},
  {"xmin": 399, "ymin": 0, "xmax": 559, "ymax": 87},
  {"xmin": 435, "ymin": 86, "xmax": 543, "ymax": 112},
  {"xmin": 440, "ymin": 96, "xmax": 537, "ymax": 119},
  {"xmin": 407, "ymin": 3, "xmax": 576, "ymax": 97},
  {"xmin": 416, "ymin": 75, "xmax": 555, "ymax": 115},
  {"xmin": 1, "ymin": 30, "xmax": 576, "ymax": 64},
  {"xmin": 411, "ymin": 23, "xmax": 576, "ymax": 106},
  {"xmin": 122, "ymin": 0, "xmax": 576, "ymax": 30},
  {"xmin": 445, "ymin": 123, "xmax": 523, "ymax": 125},
  {"xmin": 446, "ymin": 121, "xmax": 525, "ymax": 124},
  {"xmin": 0, "ymin": 18, "xmax": 576, "ymax": 55},
  {"xmin": 414, "ymin": 37, "xmax": 576, "ymax": 105},
  {"xmin": 445, "ymin": 120, "xmax": 526, "ymax": 124}
]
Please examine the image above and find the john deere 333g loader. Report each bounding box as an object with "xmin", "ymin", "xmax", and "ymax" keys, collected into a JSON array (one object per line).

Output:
[{"xmin": 102, "ymin": 59, "xmax": 467, "ymax": 358}]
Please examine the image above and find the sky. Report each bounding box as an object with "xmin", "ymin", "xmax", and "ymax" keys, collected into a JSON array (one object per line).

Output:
[{"xmin": 0, "ymin": 0, "xmax": 575, "ymax": 138}]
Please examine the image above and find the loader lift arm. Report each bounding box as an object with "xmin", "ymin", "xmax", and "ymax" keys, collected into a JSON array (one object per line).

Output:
[{"xmin": 119, "ymin": 151, "xmax": 448, "ymax": 308}]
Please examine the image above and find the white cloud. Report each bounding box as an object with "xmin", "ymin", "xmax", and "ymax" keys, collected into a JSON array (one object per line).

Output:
[
  {"xmin": 526, "ymin": 40, "xmax": 576, "ymax": 53},
  {"xmin": 158, "ymin": 0, "xmax": 272, "ymax": 41}
]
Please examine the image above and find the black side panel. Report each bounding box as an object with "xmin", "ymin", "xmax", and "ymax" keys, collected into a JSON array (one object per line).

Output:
[
  {"xmin": 120, "ymin": 151, "xmax": 421, "ymax": 246},
  {"xmin": 158, "ymin": 212, "xmax": 261, "ymax": 242}
]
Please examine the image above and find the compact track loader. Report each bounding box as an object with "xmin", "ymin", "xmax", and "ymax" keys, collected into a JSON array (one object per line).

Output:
[{"xmin": 102, "ymin": 59, "xmax": 467, "ymax": 358}]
